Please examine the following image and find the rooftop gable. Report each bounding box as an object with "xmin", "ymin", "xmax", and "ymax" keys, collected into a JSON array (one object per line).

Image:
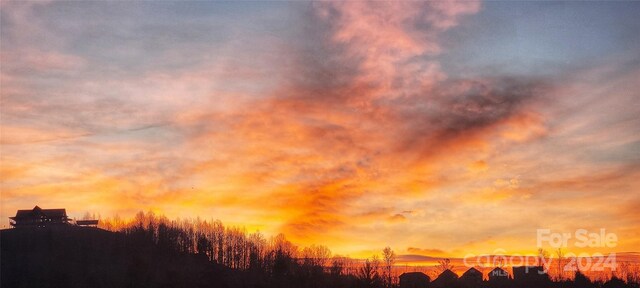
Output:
[{"xmin": 12, "ymin": 206, "xmax": 68, "ymax": 219}]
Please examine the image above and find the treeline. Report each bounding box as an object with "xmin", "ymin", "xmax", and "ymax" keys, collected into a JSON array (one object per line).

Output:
[
  {"xmin": 99, "ymin": 211, "xmax": 394, "ymax": 288},
  {"xmin": 95, "ymin": 211, "xmax": 639, "ymax": 288},
  {"xmin": 102, "ymin": 211, "xmax": 337, "ymax": 271}
]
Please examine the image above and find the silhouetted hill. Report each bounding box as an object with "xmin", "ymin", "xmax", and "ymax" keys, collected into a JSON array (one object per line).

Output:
[
  {"xmin": 2, "ymin": 224, "xmax": 637, "ymax": 288},
  {"xmin": 0, "ymin": 226, "xmax": 230, "ymax": 288}
]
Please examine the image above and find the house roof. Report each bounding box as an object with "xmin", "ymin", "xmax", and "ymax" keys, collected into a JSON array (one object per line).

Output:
[
  {"xmin": 399, "ymin": 272, "xmax": 430, "ymax": 279},
  {"xmin": 435, "ymin": 269, "xmax": 458, "ymax": 281},
  {"xmin": 461, "ymin": 267, "xmax": 482, "ymax": 277},
  {"xmin": 513, "ymin": 266, "xmax": 545, "ymax": 274},
  {"xmin": 513, "ymin": 266, "xmax": 548, "ymax": 280},
  {"xmin": 10, "ymin": 206, "xmax": 68, "ymax": 219}
]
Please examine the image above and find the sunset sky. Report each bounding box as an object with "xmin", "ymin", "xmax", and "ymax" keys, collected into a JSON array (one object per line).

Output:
[{"xmin": 1, "ymin": 1, "xmax": 639, "ymax": 259}]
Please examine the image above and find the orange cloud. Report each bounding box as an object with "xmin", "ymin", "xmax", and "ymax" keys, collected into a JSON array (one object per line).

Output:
[
  {"xmin": 2, "ymin": 1, "xmax": 639, "ymax": 258},
  {"xmin": 406, "ymin": 247, "xmax": 448, "ymax": 257}
]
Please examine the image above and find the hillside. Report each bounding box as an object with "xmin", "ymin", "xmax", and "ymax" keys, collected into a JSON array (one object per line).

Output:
[{"xmin": 0, "ymin": 226, "xmax": 230, "ymax": 288}]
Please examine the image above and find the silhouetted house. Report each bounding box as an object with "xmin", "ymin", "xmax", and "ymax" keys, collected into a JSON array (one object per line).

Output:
[
  {"xmin": 399, "ymin": 272, "xmax": 430, "ymax": 288},
  {"xmin": 9, "ymin": 206, "xmax": 99, "ymax": 228},
  {"xmin": 9, "ymin": 206, "xmax": 70, "ymax": 227},
  {"xmin": 432, "ymin": 269, "xmax": 459, "ymax": 288},
  {"xmin": 512, "ymin": 266, "xmax": 550, "ymax": 288},
  {"xmin": 512, "ymin": 266, "xmax": 547, "ymax": 280},
  {"xmin": 459, "ymin": 267, "xmax": 483, "ymax": 288},
  {"xmin": 488, "ymin": 267, "xmax": 510, "ymax": 288}
]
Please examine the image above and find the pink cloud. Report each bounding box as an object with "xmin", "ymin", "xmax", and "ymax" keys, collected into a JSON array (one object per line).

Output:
[{"xmin": 314, "ymin": 1, "xmax": 480, "ymax": 100}]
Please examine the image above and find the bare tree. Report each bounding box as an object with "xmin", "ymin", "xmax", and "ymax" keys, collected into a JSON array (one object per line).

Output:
[
  {"xmin": 302, "ymin": 244, "xmax": 331, "ymax": 268},
  {"xmin": 330, "ymin": 256, "xmax": 347, "ymax": 276},
  {"xmin": 537, "ymin": 248, "xmax": 550, "ymax": 272},
  {"xmin": 556, "ymin": 248, "xmax": 565, "ymax": 280},
  {"xmin": 628, "ymin": 262, "xmax": 640, "ymax": 285},
  {"xmin": 437, "ymin": 258, "xmax": 454, "ymax": 273},
  {"xmin": 382, "ymin": 247, "xmax": 396, "ymax": 288},
  {"xmin": 248, "ymin": 231, "xmax": 266, "ymax": 270},
  {"xmin": 358, "ymin": 256, "xmax": 382, "ymax": 288}
]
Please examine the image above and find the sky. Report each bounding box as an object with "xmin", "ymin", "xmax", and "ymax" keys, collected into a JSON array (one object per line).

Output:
[{"xmin": 1, "ymin": 1, "xmax": 639, "ymax": 260}]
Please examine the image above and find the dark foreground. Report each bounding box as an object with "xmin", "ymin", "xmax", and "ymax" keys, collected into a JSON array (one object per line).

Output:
[
  {"xmin": 1, "ymin": 226, "xmax": 228, "ymax": 288},
  {"xmin": 0, "ymin": 226, "xmax": 358, "ymax": 288},
  {"xmin": 1, "ymin": 226, "xmax": 637, "ymax": 288}
]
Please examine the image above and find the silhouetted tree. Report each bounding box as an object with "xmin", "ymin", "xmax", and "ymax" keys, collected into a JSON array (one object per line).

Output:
[
  {"xmin": 574, "ymin": 270, "xmax": 595, "ymax": 288},
  {"xmin": 358, "ymin": 256, "xmax": 382, "ymax": 288},
  {"xmin": 557, "ymin": 248, "xmax": 566, "ymax": 281},
  {"xmin": 538, "ymin": 248, "xmax": 550, "ymax": 268},
  {"xmin": 382, "ymin": 247, "xmax": 396, "ymax": 288},
  {"xmin": 437, "ymin": 258, "xmax": 454, "ymax": 273}
]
